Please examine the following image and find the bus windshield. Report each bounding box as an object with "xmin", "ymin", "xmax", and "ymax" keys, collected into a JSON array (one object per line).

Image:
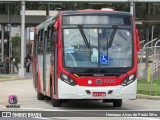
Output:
[{"xmin": 63, "ymin": 27, "xmax": 133, "ymax": 68}]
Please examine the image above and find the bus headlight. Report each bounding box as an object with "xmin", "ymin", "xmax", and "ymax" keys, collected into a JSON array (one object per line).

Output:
[
  {"xmin": 120, "ymin": 74, "xmax": 136, "ymax": 86},
  {"xmin": 60, "ymin": 73, "xmax": 77, "ymax": 86}
]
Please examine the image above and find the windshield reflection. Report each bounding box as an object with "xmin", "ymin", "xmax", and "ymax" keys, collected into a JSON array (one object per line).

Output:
[{"xmin": 63, "ymin": 28, "xmax": 132, "ymax": 68}]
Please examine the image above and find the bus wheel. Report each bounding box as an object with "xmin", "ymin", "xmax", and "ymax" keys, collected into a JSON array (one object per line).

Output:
[
  {"xmin": 37, "ymin": 92, "xmax": 45, "ymax": 100},
  {"xmin": 50, "ymin": 81, "xmax": 62, "ymax": 107},
  {"xmin": 113, "ymin": 99, "xmax": 122, "ymax": 107},
  {"xmin": 46, "ymin": 96, "xmax": 51, "ymax": 100},
  {"xmin": 51, "ymin": 98, "xmax": 62, "ymax": 107}
]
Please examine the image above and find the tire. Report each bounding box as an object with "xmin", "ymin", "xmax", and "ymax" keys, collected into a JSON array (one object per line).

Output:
[
  {"xmin": 103, "ymin": 99, "xmax": 113, "ymax": 103},
  {"xmin": 46, "ymin": 96, "xmax": 51, "ymax": 100},
  {"xmin": 50, "ymin": 80, "xmax": 62, "ymax": 107},
  {"xmin": 113, "ymin": 99, "xmax": 122, "ymax": 107},
  {"xmin": 37, "ymin": 92, "xmax": 45, "ymax": 100},
  {"xmin": 61, "ymin": 99, "xmax": 67, "ymax": 103},
  {"xmin": 51, "ymin": 98, "xmax": 62, "ymax": 107}
]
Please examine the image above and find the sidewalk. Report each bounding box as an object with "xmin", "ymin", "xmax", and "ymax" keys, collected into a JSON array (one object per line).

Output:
[
  {"xmin": 137, "ymin": 94, "xmax": 160, "ymax": 100},
  {"xmin": 0, "ymin": 73, "xmax": 32, "ymax": 82}
]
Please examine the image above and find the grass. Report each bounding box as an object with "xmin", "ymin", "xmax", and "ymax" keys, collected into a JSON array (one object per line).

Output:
[
  {"xmin": 0, "ymin": 76, "xmax": 11, "ymax": 79},
  {"xmin": 137, "ymin": 79, "xmax": 160, "ymax": 96},
  {"xmin": 0, "ymin": 75, "xmax": 22, "ymax": 81},
  {"xmin": 0, "ymin": 76, "xmax": 12, "ymax": 81}
]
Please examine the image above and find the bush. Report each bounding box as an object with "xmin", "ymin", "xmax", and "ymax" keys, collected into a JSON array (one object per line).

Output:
[{"xmin": 11, "ymin": 34, "xmax": 21, "ymax": 63}]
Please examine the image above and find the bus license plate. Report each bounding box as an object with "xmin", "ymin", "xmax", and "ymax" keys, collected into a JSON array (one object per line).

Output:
[{"xmin": 92, "ymin": 92, "xmax": 106, "ymax": 97}]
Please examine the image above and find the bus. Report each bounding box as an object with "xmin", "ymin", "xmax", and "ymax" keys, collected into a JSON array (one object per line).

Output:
[{"xmin": 33, "ymin": 9, "xmax": 140, "ymax": 107}]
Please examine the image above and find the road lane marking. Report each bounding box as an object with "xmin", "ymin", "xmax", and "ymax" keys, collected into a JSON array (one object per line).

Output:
[
  {"xmin": 128, "ymin": 117, "xmax": 160, "ymax": 120},
  {"xmin": 33, "ymin": 117, "xmax": 160, "ymax": 120},
  {"xmin": 21, "ymin": 107, "xmax": 55, "ymax": 111},
  {"xmin": 33, "ymin": 117, "xmax": 67, "ymax": 120},
  {"xmin": 33, "ymin": 117, "xmax": 49, "ymax": 120},
  {"xmin": 139, "ymin": 99, "xmax": 160, "ymax": 102}
]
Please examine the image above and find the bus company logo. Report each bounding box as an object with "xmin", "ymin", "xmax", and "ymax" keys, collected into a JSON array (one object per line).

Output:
[
  {"xmin": 96, "ymin": 80, "xmax": 116, "ymax": 84},
  {"xmin": 6, "ymin": 95, "xmax": 20, "ymax": 109},
  {"xmin": 9, "ymin": 95, "xmax": 18, "ymax": 104},
  {"xmin": 96, "ymin": 79, "xmax": 102, "ymax": 84}
]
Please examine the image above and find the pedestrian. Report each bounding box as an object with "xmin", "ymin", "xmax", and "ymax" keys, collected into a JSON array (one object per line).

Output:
[
  {"xmin": 25, "ymin": 55, "xmax": 31, "ymax": 73},
  {"xmin": 11, "ymin": 55, "xmax": 19, "ymax": 73},
  {"xmin": 4, "ymin": 54, "xmax": 9, "ymax": 74}
]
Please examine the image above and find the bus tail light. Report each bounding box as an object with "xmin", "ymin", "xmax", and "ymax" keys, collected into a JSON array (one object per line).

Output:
[
  {"xmin": 120, "ymin": 74, "xmax": 136, "ymax": 86},
  {"xmin": 60, "ymin": 73, "xmax": 77, "ymax": 86}
]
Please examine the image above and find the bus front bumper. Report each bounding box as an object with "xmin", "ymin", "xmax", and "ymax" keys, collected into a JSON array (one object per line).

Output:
[{"xmin": 58, "ymin": 79, "xmax": 137, "ymax": 100}]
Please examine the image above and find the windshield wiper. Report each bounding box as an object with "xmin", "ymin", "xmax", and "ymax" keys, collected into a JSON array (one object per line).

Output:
[
  {"xmin": 78, "ymin": 25, "xmax": 90, "ymax": 49},
  {"xmin": 108, "ymin": 25, "xmax": 118, "ymax": 48}
]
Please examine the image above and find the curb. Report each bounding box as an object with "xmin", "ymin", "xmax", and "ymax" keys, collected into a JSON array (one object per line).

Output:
[
  {"xmin": 0, "ymin": 75, "xmax": 31, "ymax": 82},
  {"xmin": 137, "ymin": 94, "xmax": 160, "ymax": 100},
  {"xmin": 0, "ymin": 77, "xmax": 28, "ymax": 82}
]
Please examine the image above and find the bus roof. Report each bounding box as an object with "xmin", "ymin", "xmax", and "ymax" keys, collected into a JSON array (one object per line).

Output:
[
  {"xmin": 36, "ymin": 9, "xmax": 132, "ymax": 32},
  {"xmin": 61, "ymin": 10, "xmax": 132, "ymax": 16},
  {"xmin": 36, "ymin": 11, "xmax": 58, "ymax": 31}
]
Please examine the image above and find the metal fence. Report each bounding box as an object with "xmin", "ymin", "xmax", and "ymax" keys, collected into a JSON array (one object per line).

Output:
[{"xmin": 138, "ymin": 38, "xmax": 160, "ymax": 96}]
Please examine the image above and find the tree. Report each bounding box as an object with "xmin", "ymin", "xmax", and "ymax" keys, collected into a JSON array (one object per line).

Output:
[{"xmin": 11, "ymin": 34, "xmax": 21, "ymax": 63}]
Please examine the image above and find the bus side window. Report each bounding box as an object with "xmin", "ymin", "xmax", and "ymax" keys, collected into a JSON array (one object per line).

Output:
[
  {"xmin": 34, "ymin": 35, "xmax": 38, "ymax": 55},
  {"xmin": 38, "ymin": 30, "xmax": 43, "ymax": 55},
  {"xmin": 46, "ymin": 25, "xmax": 55, "ymax": 52},
  {"xmin": 51, "ymin": 27, "xmax": 56, "ymax": 51},
  {"xmin": 37, "ymin": 31, "xmax": 41, "ymax": 55},
  {"xmin": 46, "ymin": 26, "xmax": 51, "ymax": 53}
]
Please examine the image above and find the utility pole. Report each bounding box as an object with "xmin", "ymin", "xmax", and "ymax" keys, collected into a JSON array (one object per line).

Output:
[
  {"xmin": 145, "ymin": 3, "xmax": 151, "ymax": 79},
  {"xmin": 130, "ymin": 2, "xmax": 135, "ymax": 16},
  {"xmin": 151, "ymin": 3, "xmax": 156, "ymax": 47},
  {"xmin": 1, "ymin": 25, "xmax": 5, "ymax": 62},
  {"xmin": 46, "ymin": 3, "xmax": 50, "ymax": 19},
  {"xmin": 18, "ymin": 0, "xmax": 26, "ymax": 77}
]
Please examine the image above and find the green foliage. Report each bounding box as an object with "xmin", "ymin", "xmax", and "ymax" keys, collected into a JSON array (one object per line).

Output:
[
  {"xmin": 11, "ymin": 34, "xmax": 21, "ymax": 63},
  {"xmin": 112, "ymin": 3, "xmax": 130, "ymax": 11},
  {"xmin": 11, "ymin": 34, "xmax": 21, "ymax": 47},
  {"xmin": 0, "ymin": 4, "xmax": 7, "ymax": 14},
  {"xmin": 138, "ymin": 79, "xmax": 160, "ymax": 83},
  {"xmin": 49, "ymin": 2, "xmax": 129, "ymax": 11},
  {"xmin": 12, "ymin": 3, "xmax": 21, "ymax": 15},
  {"xmin": 137, "ymin": 79, "xmax": 160, "ymax": 96},
  {"xmin": 136, "ymin": 3, "xmax": 148, "ymax": 19}
]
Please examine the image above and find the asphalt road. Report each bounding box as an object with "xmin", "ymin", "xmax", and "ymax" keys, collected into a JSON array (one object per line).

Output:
[{"xmin": 0, "ymin": 79, "xmax": 160, "ymax": 120}]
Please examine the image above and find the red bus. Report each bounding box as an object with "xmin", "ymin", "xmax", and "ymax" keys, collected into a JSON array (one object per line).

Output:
[{"xmin": 33, "ymin": 9, "xmax": 140, "ymax": 107}]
